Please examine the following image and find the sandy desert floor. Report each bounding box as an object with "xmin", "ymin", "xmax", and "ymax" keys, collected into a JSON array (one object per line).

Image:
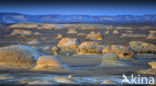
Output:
[{"xmin": 0, "ymin": 23, "xmax": 156, "ymax": 85}]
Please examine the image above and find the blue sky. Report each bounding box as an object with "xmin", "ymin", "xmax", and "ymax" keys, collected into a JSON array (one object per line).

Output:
[{"xmin": 0, "ymin": 3, "xmax": 156, "ymax": 15}]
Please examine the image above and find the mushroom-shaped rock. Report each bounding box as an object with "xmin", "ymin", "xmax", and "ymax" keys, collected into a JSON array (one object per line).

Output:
[
  {"xmin": 148, "ymin": 62, "xmax": 156, "ymax": 69},
  {"xmin": 129, "ymin": 41, "xmax": 156, "ymax": 53},
  {"xmin": 35, "ymin": 56, "xmax": 69, "ymax": 71},
  {"xmin": 0, "ymin": 45, "xmax": 42, "ymax": 68},
  {"xmin": 52, "ymin": 46, "xmax": 60, "ymax": 55},
  {"xmin": 86, "ymin": 31, "xmax": 103, "ymax": 40},
  {"xmin": 77, "ymin": 42, "xmax": 103, "ymax": 55},
  {"xmin": 67, "ymin": 29, "xmax": 77, "ymax": 34},
  {"xmin": 100, "ymin": 53, "xmax": 125, "ymax": 67},
  {"xmin": 11, "ymin": 29, "xmax": 33, "ymax": 36},
  {"xmin": 57, "ymin": 38, "xmax": 81, "ymax": 51},
  {"xmin": 102, "ymin": 45, "xmax": 135, "ymax": 59}
]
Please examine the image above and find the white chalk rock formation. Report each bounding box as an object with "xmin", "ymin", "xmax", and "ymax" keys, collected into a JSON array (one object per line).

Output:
[
  {"xmin": 35, "ymin": 56, "xmax": 69, "ymax": 71},
  {"xmin": 129, "ymin": 41, "xmax": 156, "ymax": 53},
  {"xmin": 77, "ymin": 41, "xmax": 103, "ymax": 55},
  {"xmin": 0, "ymin": 45, "xmax": 42, "ymax": 68}
]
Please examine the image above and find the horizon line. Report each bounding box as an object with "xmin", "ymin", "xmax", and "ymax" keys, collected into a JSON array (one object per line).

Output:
[{"xmin": 0, "ymin": 12, "xmax": 156, "ymax": 16}]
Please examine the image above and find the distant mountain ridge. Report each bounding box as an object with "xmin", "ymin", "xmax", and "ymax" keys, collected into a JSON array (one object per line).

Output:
[{"xmin": 0, "ymin": 12, "xmax": 156, "ymax": 23}]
